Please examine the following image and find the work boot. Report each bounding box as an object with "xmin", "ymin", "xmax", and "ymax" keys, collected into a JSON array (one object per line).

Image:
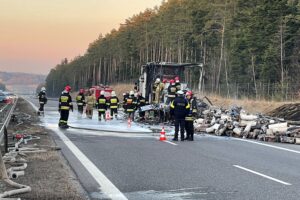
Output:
[{"xmin": 172, "ymin": 138, "xmax": 178, "ymax": 141}]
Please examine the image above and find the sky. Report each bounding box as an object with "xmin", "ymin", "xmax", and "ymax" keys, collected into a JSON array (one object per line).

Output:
[{"xmin": 0, "ymin": 0, "xmax": 162, "ymax": 75}]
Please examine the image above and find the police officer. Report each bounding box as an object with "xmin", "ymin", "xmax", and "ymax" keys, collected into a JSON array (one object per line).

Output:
[
  {"xmin": 170, "ymin": 90, "xmax": 190, "ymax": 141},
  {"xmin": 108, "ymin": 91, "xmax": 119, "ymax": 119},
  {"xmin": 58, "ymin": 85, "xmax": 73, "ymax": 128},
  {"xmin": 185, "ymin": 91, "xmax": 197, "ymax": 141},
  {"xmin": 37, "ymin": 87, "xmax": 47, "ymax": 116},
  {"xmin": 76, "ymin": 89, "xmax": 85, "ymax": 115},
  {"xmin": 125, "ymin": 91, "xmax": 137, "ymax": 121},
  {"xmin": 96, "ymin": 91, "xmax": 107, "ymax": 121}
]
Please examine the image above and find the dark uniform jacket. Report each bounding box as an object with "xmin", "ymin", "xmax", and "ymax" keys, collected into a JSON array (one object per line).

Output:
[
  {"xmin": 76, "ymin": 93, "xmax": 85, "ymax": 106},
  {"xmin": 185, "ymin": 97, "xmax": 197, "ymax": 121},
  {"xmin": 125, "ymin": 95, "xmax": 137, "ymax": 112},
  {"xmin": 59, "ymin": 91, "xmax": 73, "ymax": 111},
  {"xmin": 167, "ymin": 84, "xmax": 177, "ymax": 98},
  {"xmin": 137, "ymin": 96, "xmax": 147, "ymax": 108},
  {"xmin": 96, "ymin": 95, "xmax": 107, "ymax": 112},
  {"xmin": 175, "ymin": 82, "xmax": 181, "ymax": 91},
  {"xmin": 170, "ymin": 96, "xmax": 190, "ymax": 119},
  {"xmin": 108, "ymin": 96, "xmax": 119, "ymax": 109},
  {"xmin": 38, "ymin": 91, "xmax": 47, "ymax": 104}
]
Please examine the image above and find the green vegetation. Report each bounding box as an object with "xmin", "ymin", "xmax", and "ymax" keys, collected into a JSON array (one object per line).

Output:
[{"xmin": 46, "ymin": 0, "xmax": 300, "ymax": 100}]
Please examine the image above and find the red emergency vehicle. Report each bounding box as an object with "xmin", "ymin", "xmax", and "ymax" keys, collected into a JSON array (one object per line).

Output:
[{"xmin": 89, "ymin": 85, "xmax": 113, "ymax": 100}]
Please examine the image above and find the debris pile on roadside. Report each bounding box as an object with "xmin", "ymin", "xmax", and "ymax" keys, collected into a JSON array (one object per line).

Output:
[{"xmin": 194, "ymin": 104, "xmax": 300, "ymax": 145}]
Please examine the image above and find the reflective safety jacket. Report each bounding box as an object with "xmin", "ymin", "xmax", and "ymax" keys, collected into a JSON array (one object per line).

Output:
[
  {"xmin": 167, "ymin": 84, "xmax": 177, "ymax": 98},
  {"xmin": 137, "ymin": 96, "xmax": 147, "ymax": 108},
  {"xmin": 59, "ymin": 91, "xmax": 73, "ymax": 111},
  {"xmin": 38, "ymin": 91, "xmax": 47, "ymax": 104},
  {"xmin": 96, "ymin": 95, "xmax": 107, "ymax": 112},
  {"xmin": 175, "ymin": 82, "xmax": 181, "ymax": 91},
  {"xmin": 76, "ymin": 93, "xmax": 85, "ymax": 106},
  {"xmin": 185, "ymin": 98, "xmax": 197, "ymax": 121},
  {"xmin": 170, "ymin": 96, "xmax": 190, "ymax": 119},
  {"xmin": 108, "ymin": 96, "xmax": 119, "ymax": 109},
  {"xmin": 125, "ymin": 95, "xmax": 137, "ymax": 113}
]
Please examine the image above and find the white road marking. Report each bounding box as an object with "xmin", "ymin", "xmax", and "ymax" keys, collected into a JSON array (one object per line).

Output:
[
  {"xmin": 233, "ymin": 138, "xmax": 300, "ymax": 155},
  {"xmin": 55, "ymin": 128, "xmax": 128, "ymax": 200},
  {"xmin": 163, "ymin": 140, "xmax": 178, "ymax": 146},
  {"xmin": 24, "ymin": 98, "xmax": 128, "ymax": 199},
  {"xmin": 233, "ymin": 165, "xmax": 292, "ymax": 186}
]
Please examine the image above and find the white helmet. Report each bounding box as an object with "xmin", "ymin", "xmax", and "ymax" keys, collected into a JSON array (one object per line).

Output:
[
  {"xmin": 176, "ymin": 90, "xmax": 184, "ymax": 95},
  {"xmin": 155, "ymin": 78, "xmax": 161, "ymax": 83},
  {"xmin": 41, "ymin": 87, "xmax": 46, "ymax": 92},
  {"xmin": 129, "ymin": 90, "xmax": 134, "ymax": 95},
  {"xmin": 111, "ymin": 91, "xmax": 116, "ymax": 97},
  {"xmin": 100, "ymin": 91, "xmax": 105, "ymax": 95}
]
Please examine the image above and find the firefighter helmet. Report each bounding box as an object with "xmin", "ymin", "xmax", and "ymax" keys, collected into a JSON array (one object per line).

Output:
[
  {"xmin": 65, "ymin": 85, "xmax": 71, "ymax": 92},
  {"xmin": 79, "ymin": 88, "xmax": 84, "ymax": 93},
  {"xmin": 100, "ymin": 91, "xmax": 105, "ymax": 95},
  {"xmin": 186, "ymin": 91, "xmax": 193, "ymax": 97},
  {"xmin": 175, "ymin": 76, "xmax": 179, "ymax": 81},
  {"xmin": 41, "ymin": 87, "xmax": 46, "ymax": 92},
  {"xmin": 129, "ymin": 90, "xmax": 134, "ymax": 96},
  {"xmin": 111, "ymin": 91, "xmax": 116, "ymax": 97},
  {"xmin": 169, "ymin": 79, "xmax": 175, "ymax": 84},
  {"xmin": 176, "ymin": 90, "xmax": 184, "ymax": 95}
]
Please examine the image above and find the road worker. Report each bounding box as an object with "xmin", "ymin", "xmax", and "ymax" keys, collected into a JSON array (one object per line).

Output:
[
  {"xmin": 85, "ymin": 90, "xmax": 96, "ymax": 119},
  {"xmin": 185, "ymin": 91, "xmax": 197, "ymax": 141},
  {"xmin": 125, "ymin": 90, "xmax": 137, "ymax": 121},
  {"xmin": 170, "ymin": 90, "xmax": 190, "ymax": 141},
  {"xmin": 76, "ymin": 89, "xmax": 85, "ymax": 115},
  {"xmin": 37, "ymin": 87, "xmax": 47, "ymax": 116},
  {"xmin": 108, "ymin": 91, "xmax": 119, "ymax": 119},
  {"xmin": 58, "ymin": 85, "xmax": 73, "ymax": 128},
  {"xmin": 96, "ymin": 91, "xmax": 107, "ymax": 121}
]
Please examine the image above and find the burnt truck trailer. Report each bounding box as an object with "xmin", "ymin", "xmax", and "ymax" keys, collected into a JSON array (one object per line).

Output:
[{"xmin": 138, "ymin": 62, "xmax": 201, "ymax": 103}]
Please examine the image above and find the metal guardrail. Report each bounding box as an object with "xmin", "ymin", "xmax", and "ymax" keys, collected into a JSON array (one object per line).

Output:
[{"xmin": 0, "ymin": 98, "xmax": 18, "ymax": 148}]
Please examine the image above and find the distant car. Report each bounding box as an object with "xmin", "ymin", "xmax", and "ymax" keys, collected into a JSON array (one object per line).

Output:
[
  {"xmin": 0, "ymin": 91, "xmax": 8, "ymax": 103},
  {"xmin": 0, "ymin": 91, "xmax": 14, "ymax": 104}
]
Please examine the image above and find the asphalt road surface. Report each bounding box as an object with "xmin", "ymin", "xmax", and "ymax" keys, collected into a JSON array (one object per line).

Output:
[{"xmin": 25, "ymin": 96, "xmax": 300, "ymax": 200}]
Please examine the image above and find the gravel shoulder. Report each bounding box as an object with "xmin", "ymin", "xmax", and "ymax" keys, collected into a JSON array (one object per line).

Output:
[{"xmin": 1, "ymin": 98, "xmax": 89, "ymax": 200}]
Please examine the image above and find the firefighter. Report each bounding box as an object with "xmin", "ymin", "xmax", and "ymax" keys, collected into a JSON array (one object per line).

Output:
[
  {"xmin": 153, "ymin": 78, "xmax": 164, "ymax": 104},
  {"xmin": 76, "ymin": 89, "xmax": 85, "ymax": 115},
  {"xmin": 166, "ymin": 79, "xmax": 177, "ymax": 105},
  {"xmin": 96, "ymin": 91, "xmax": 107, "ymax": 121},
  {"xmin": 85, "ymin": 90, "xmax": 96, "ymax": 119},
  {"xmin": 175, "ymin": 76, "xmax": 181, "ymax": 91},
  {"xmin": 185, "ymin": 91, "xmax": 197, "ymax": 141},
  {"xmin": 58, "ymin": 85, "xmax": 73, "ymax": 128},
  {"xmin": 170, "ymin": 90, "xmax": 190, "ymax": 141},
  {"xmin": 108, "ymin": 91, "xmax": 119, "ymax": 119},
  {"xmin": 37, "ymin": 87, "xmax": 47, "ymax": 116},
  {"xmin": 125, "ymin": 91, "xmax": 137, "ymax": 121},
  {"xmin": 137, "ymin": 92, "xmax": 147, "ymax": 120},
  {"xmin": 122, "ymin": 92, "xmax": 129, "ymax": 111}
]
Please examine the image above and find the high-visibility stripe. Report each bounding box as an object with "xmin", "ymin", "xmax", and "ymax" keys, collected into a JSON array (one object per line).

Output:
[
  {"xmin": 98, "ymin": 109, "xmax": 106, "ymax": 111},
  {"xmin": 185, "ymin": 117, "xmax": 194, "ymax": 121},
  {"xmin": 170, "ymin": 101, "xmax": 175, "ymax": 108},
  {"xmin": 110, "ymin": 106, "xmax": 118, "ymax": 109},
  {"xmin": 126, "ymin": 109, "xmax": 134, "ymax": 112},
  {"xmin": 39, "ymin": 102, "xmax": 45, "ymax": 104},
  {"xmin": 168, "ymin": 95, "xmax": 176, "ymax": 98},
  {"xmin": 77, "ymin": 103, "xmax": 83, "ymax": 105},
  {"xmin": 186, "ymin": 103, "xmax": 190, "ymax": 109},
  {"xmin": 60, "ymin": 106, "xmax": 70, "ymax": 110}
]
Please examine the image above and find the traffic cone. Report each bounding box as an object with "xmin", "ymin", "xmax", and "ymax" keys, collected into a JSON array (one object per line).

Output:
[
  {"xmin": 105, "ymin": 111, "xmax": 111, "ymax": 121},
  {"xmin": 159, "ymin": 127, "xmax": 166, "ymax": 141},
  {"xmin": 127, "ymin": 118, "xmax": 132, "ymax": 128}
]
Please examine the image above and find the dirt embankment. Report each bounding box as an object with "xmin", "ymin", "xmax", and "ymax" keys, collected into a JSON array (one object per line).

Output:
[{"xmin": 2, "ymin": 98, "xmax": 88, "ymax": 200}]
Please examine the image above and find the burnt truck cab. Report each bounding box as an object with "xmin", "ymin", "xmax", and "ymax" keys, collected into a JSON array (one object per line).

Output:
[{"xmin": 138, "ymin": 62, "xmax": 199, "ymax": 104}]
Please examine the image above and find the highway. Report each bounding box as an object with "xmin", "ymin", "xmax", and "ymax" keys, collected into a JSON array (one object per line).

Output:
[{"xmin": 25, "ymin": 97, "xmax": 300, "ymax": 200}]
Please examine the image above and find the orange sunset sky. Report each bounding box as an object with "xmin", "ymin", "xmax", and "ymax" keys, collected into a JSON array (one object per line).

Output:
[{"xmin": 0, "ymin": 0, "xmax": 162, "ymax": 75}]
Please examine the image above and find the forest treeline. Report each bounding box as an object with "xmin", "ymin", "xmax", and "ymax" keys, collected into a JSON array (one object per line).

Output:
[{"xmin": 45, "ymin": 0, "xmax": 300, "ymax": 100}]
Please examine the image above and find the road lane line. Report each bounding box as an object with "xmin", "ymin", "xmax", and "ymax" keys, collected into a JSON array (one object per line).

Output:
[
  {"xmin": 163, "ymin": 140, "xmax": 178, "ymax": 146},
  {"xmin": 25, "ymin": 98, "xmax": 128, "ymax": 199},
  {"xmin": 233, "ymin": 138, "xmax": 300, "ymax": 155},
  {"xmin": 233, "ymin": 165, "xmax": 292, "ymax": 186}
]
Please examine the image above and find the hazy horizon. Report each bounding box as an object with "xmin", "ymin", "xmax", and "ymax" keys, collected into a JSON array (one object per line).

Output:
[{"xmin": 0, "ymin": 0, "xmax": 162, "ymax": 76}]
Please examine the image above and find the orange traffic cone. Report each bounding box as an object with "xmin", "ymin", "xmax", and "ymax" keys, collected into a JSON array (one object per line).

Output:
[
  {"xmin": 105, "ymin": 111, "xmax": 111, "ymax": 121},
  {"xmin": 127, "ymin": 118, "xmax": 132, "ymax": 128},
  {"xmin": 159, "ymin": 127, "xmax": 166, "ymax": 141}
]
